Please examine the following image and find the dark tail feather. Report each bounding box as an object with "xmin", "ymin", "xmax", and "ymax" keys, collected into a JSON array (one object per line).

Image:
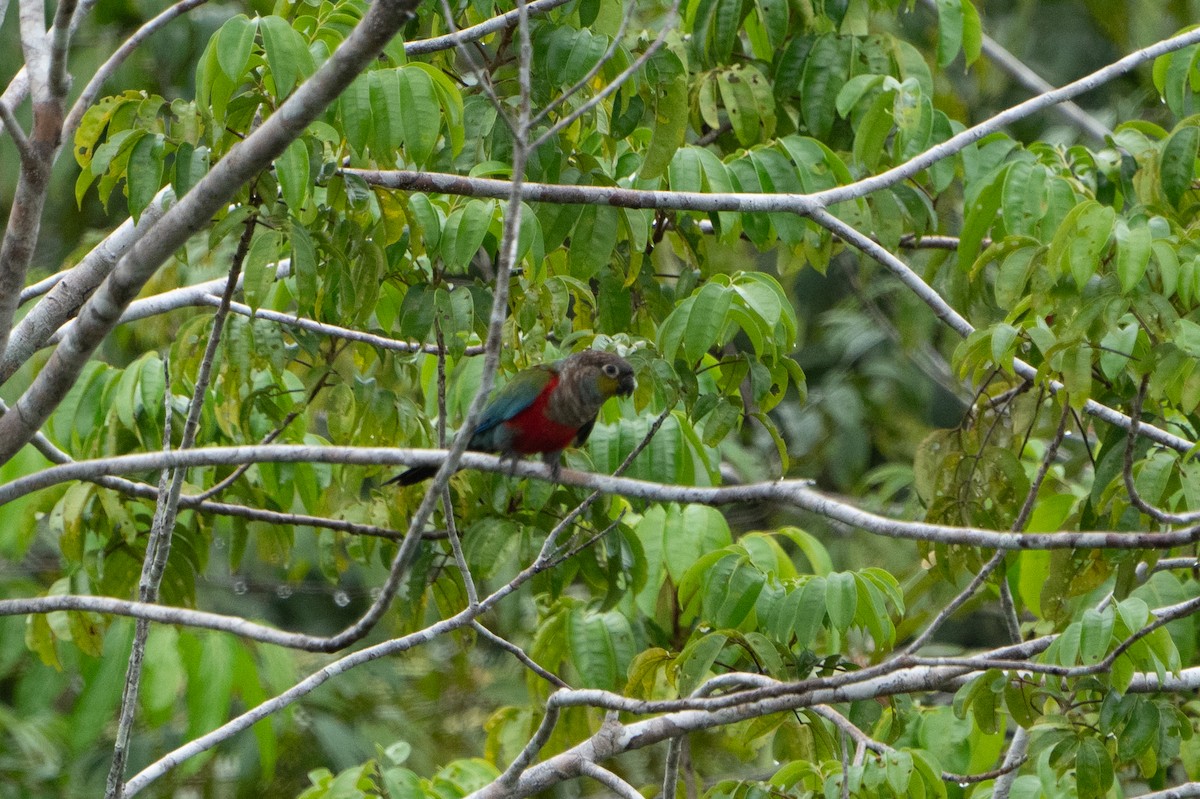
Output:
[{"xmin": 384, "ymin": 464, "xmax": 439, "ymax": 486}]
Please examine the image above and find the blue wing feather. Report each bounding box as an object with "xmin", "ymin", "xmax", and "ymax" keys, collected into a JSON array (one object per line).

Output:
[{"xmin": 469, "ymin": 364, "xmax": 556, "ymax": 448}]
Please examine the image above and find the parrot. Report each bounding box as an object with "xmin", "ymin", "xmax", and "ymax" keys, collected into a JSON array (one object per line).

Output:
[{"xmin": 388, "ymin": 349, "xmax": 636, "ymax": 486}]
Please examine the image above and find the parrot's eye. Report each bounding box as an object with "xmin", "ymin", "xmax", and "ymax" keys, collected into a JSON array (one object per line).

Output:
[{"xmin": 603, "ymin": 364, "xmax": 619, "ymax": 377}]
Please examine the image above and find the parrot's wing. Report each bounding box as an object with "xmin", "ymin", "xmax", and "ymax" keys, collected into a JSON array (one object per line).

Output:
[{"xmin": 474, "ymin": 365, "xmax": 556, "ymax": 436}]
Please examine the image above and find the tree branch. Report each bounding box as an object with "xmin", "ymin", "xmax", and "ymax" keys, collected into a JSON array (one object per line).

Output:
[
  {"xmin": 0, "ymin": 98, "xmax": 32, "ymax": 160},
  {"xmin": 6, "ymin": 444, "xmax": 1200, "ymax": 551}
]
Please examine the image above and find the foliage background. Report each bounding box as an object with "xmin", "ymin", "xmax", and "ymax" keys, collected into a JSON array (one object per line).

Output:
[{"xmin": 3, "ymin": 0, "xmax": 1200, "ymax": 797}]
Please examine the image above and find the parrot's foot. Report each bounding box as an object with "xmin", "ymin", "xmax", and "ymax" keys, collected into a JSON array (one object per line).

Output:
[{"xmin": 542, "ymin": 452, "xmax": 563, "ymax": 483}]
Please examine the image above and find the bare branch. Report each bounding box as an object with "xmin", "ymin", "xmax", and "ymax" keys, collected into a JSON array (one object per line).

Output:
[
  {"xmin": 1127, "ymin": 786, "xmax": 1200, "ymax": 799},
  {"xmin": 811, "ymin": 26, "xmax": 1200, "ymax": 208},
  {"xmin": 0, "ymin": 393, "xmax": 411, "ymax": 540},
  {"xmin": 811, "ymin": 705, "xmax": 1026, "ymax": 785},
  {"xmin": 46, "ymin": 0, "xmax": 78, "ymax": 101},
  {"xmin": 105, "ymin": 360, "xmax": 175, "ymax": 799},
  {"xmin": 577, "ymin": 761, "xmax": 643, "ymax": 799},
  {"xmin": 472, "ymin": 621, "xmax": 569, "ymax": 689},
  {"xmin": 17, "ymin": 0, "xmax": 50, "ymax": 102},
  {"xmin": 990, "ymin": 726, "xmax": 1030, "ymax": 799},
  {"xmin": 350, "ymin": 168, "xmax": 817, "ymax": 215},
  {"xmin": 0, "ymin": 98, "xmax": 32, "ymax": 160},
  {"xmin": 403, "ymin": 0, "xmax": 571, "ymax": 56},
  {"xmin": 0, "ymin": 591, "xmax": 415, "ymax": 649},
  {"xmin": 902, "ymin": 550, "xmax": 1006, "ymax": 655},
  {"xmin": 7, "ymin": 444, "xmax": 1200, "ymax": 551}
]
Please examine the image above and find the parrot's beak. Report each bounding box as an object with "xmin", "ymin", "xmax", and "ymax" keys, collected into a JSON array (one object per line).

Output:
[{"xmin": 617, "ymin": 374, "xmax": 636, "ymax": 397}]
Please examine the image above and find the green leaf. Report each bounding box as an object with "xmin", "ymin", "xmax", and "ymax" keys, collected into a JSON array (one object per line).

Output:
[
  {"xmin": 935, "ymin": 0, "xmax": 964, "ymax": 68},
  {"xmin": 259, "ymin": 15, "xmax": 314, "ymax": 99},
  {"xmin": 677, "ymin": 632, "xmax": 728, "ymax": 695},
  {"xmin": 757, "ymin": 0, "xmax": 788, "ymax": 48},
  {"xmin": 835, "ymin": 74, "xmax": 885, "ymax": 117},
  {"xmin": 712, "ymin": 0, "xmax": 745, "ymax": 61},
  {"xmin": 441, "ymin": 199, "xmax": 494, "ymax": 273},
  {"xmin": 1115, "ymin": 217, "xmax": 1152, "ymax": 293},
  {"xmin": 275, "ymin": 138, "xmax": 309, "ymax": 212},
  {"xmin": 662, "ymin": 504, "xmax": 733, "ymax": 582},
  {"xmin": 215, "ymin": 15, "xmax": 254, "ymax": 83},
  {"xmin": 398, "ymin": 66, "xmax": 440, "ymax": 166},
  {"xmin": 707, "ymin": 557, "xmax": 765, "ymax": 628},
  {"xmin": 683, "ymin": 282, "xmax": 732, "ymax": 364},
  {"xmin": 243, "ymin": 229, "xmax": 283, "ymax": 313},
  {"xmin": 340, "ymin": 73, "xmax": 372, "ymax": 156},
  {"xmin": 961, "ymin": 1, "xmax": 982, "ymax": 66},
  {"xmin": 791, "ymin": 578, "xmax": 827, "ymax": 647},
  {"xmin": 568, "ymin": 205, "xmax": 619, "ymax": 279},
  {"xmin": 1161, "ymin": 124, "xmax": 1199, "ymax": 207},
  {"xmin": 801, "ymin": 35, "xmax": 847, "ymax": 139},
  {"xmin": 718, "ymin": 64, "xmax": 775, "ymax": 146},
  {"xmin": 1046, "ymin": 199, "xmax": 1114, "ymax": 287},
  {"xmin": 852, "ymin": 90, "xmax": 896, "ymax": 171},
  {"xmin": 184, "ymin": 633, "xmax": 235, "ymax": 743},
  {"xmin": 1062, "ymin": 344, "xmax": 1093, "ymax": 410},
  {"xmin": 825, "ymin": 572, "xmax": 857, "ymax": 633},
  {"xmin": 1075, "ymin": 736, "xmax": 1114, "ymax": 799},
  {"xmin": 641, "ymin": 56, "xmax": 688, "ymax": 180},
  {"xmin": 126, "ymin": 133, "xmax": 164, "ymax": 223},
  {"xmin": 290, "ymin": 220, "xmax": 317, "ymax": 310},
  {"xmin": 957, "ymin": 169, "xmax": 1005, "ymax": 270},
  {"xmin": 1118, "ymin": 700, "xmax": 1160, "ymax": 761},
  {"xmin": 777, "ymin": 526, "xmax": 832, "ymax": 575},
  {"xmin": 567, "ymin": 607, "xmax": 633, "ymax": 690},
  {"xmin": 173, "ymin": 142, "xmax": 208, "ymax": 199},
  {"xmin": 1078, "ymin": 607, "xmax": 1114, "ymax": 665}
]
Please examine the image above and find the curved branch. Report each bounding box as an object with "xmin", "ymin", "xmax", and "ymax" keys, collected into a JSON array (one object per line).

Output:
[
  {"xmin": 3, "ymin": 444, "xmax": 1200, "ymax": 550},
  {"xmin": 810, "ymin": 26, "xmax": 1200, "ymax": 207},
  {"xmin": 0, "ymin": 594, "xmax": 351, "ymax": 649}
]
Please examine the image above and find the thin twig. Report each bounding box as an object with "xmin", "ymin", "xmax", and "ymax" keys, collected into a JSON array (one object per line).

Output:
[
  {"xmin": 0, "ymin": 99, "xmax": 32, "ymax": 160},
  {"xmin": 104, "ymin": 359, "xmax": 174, "ymax": 799},
  {"xmin": 529, "ymin": 0, "xmax": 681, "ymax": 152},
  {"xmin": 530, "ymin": 0, "xmax": 638, "ymax": 126},
  {"xmin": 472, "ymin": 621, "xmax": 569, "ymax": 689},
  {"xmin": 1012, "ymin": 400, "xmax": 1071, "ymax": 532},
  {"xmin": 1123, "ymin": 375, "xmax": 1198, "ymax": 524},
  {"xmin": 577, "ymin": 761, "xmax": 642, "ymax": 799},
  {"xmin": 903, "ymin": 550, "xmax": 1006, "ymax": 655},
  {"xmin": 991, "ymin": 726, "xmax": 1030, "ymax": 799},
  {"xmin": 812, "ymin": 706, "xmax": 1027, "ymax": 785}
]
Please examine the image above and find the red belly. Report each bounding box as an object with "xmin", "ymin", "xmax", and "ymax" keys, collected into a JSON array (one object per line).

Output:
[{"xmin": 503, "ymin": 382, "xmax": 578, "ymax": 453}]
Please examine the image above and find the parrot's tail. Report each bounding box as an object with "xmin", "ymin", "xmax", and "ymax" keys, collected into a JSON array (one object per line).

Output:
[{"xmin": 384, "ymin": 465, "xmax": 439, "ymax": 486}]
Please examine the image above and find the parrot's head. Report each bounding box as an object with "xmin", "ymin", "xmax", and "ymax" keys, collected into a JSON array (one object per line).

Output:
[{"xmin": 564, "ymin": 350, "xmax": 637, "ymax": 403}]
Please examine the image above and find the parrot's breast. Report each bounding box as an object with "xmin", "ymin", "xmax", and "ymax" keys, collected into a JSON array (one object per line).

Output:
[{"xmin": 503, "ymin": 375, "xmax": 581, "ymax": 453}]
